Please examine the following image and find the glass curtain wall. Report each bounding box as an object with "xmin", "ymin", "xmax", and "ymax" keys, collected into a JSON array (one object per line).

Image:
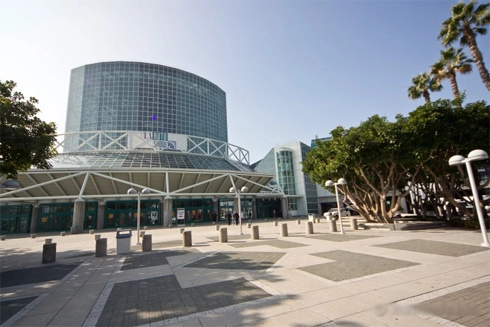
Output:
[
  {"xmin": 106, "ymin": 200, "xmax": 161, "ymax": 229},
  {"xmin": 0, "ymin": 204, "xmax": 32, "ymax": 234}
]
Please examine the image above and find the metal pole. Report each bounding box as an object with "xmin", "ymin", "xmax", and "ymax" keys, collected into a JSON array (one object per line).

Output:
[
  {"xmin": 238, "ymin": 191, "xmax": 243, "ymax": 235},
  {"xmin": 335, "ymin": 184, "xmax": 344, "ymax": 234},
  {"xmin": 137, "ymin": 193, "xmax": 141, "ymax": 244},
  {"xmin": 464, "ymin": 160, "xmax": 490, "ymax": 247}
]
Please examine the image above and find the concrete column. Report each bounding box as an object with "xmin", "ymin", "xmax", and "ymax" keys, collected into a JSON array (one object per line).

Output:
[
  {"xmin": 350, "ymin": 218, "xmax": 358, "ymax": 230},
  {"xmin": 281, "ymin": 223, "xmax": 288, "ymax": 237},
  {"xmin": 30, "ymin": 205, "xmax": 39, "ymax": 233},
  {"xmin": 252, "ymin": 197, "xmax": 257, "ymax": 220},
  {"xmin": 95, "ymin": 238, "xmax": 107, "ymax": 257},
  {"xmin": 71, "ymin": 200, "xmax": 85, "ymax": 234},
  {"xmin": 164, "ymin": 197, "xmax": 173, "ymax": 228},
  {"xmin": 213, "ymin": 197, "xmax": 219, "ymax": 216},
  {"xmin": 182, "ymin": 230, "xmax": 192, "ymax": 247},
  {"xmin": 142, "ymin": 234, "xmax": 152, "ymax": 252},
  {"xmin": 97, "ymin": 202, "xmax": 105, "ymax": 230},
  {"xmin": 281, "ymin": 197, "xmax": 288, "ymax": 219},
  {"xmin": 251, "ymin": 225, "xmax": 259, "ymax": 240},
  {"xmin": 306, "ymin": 221, "xmax": 314, "ymax": 235},
  {"xmin": 219, "ymin": 228, "xmax": 228, "ymax": 243},
  {"xmin": 42, "ymin": 243, "xmax": 56, "ymax": 263}
]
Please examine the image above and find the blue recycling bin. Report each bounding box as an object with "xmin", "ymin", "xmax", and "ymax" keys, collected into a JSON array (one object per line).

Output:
[{"xmin": 116, "ymin": 230, "xmax": 132, "ymax": 254}]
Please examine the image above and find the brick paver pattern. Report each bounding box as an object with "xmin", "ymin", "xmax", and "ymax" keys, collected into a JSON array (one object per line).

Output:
[
  {"xmin": 0, "ymin": 263, "xmax": 80, "ymax": 288},
  {"xmin": 184, "ymin": 251, "xmax": 286, "ymax": 270},
  {"xmin": 230, "ymin": 239, "xmax": 308, "ymax": 249},
  {"xmin": 308, "ymin": 234, "xmax": 379, "ymax": 242},
  {"xmin": 95, "ymin": 276, "xmax": 271, "ymax": 326},
  {"xmin": 0, "ymin": 296, "xmax": 37, "ymax": 324},
  {"xmin": 299, "ymin": 250, "xmax": 418, "ymax": 281},
  {"xmin": 121, "ymin": 250, "xmax": 197, "ymax": 271},
  {"xmin": 414, "ymin": 281, "xmax": 490, "ymax": 327},
  {"xmin": 375, "ymin": 239, "xmax": 490, "ymax": 257}
]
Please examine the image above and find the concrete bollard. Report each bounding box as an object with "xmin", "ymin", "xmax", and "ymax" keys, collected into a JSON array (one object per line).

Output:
[
  {"xmin": 95, "ymin": 234, "xmax": 101, "ymax": 240},
  {"xmin": 140, "ymin": 231, "xmax": 145, "ymax": 237},
  {"xmin": 31, "ymin": 234, "xmax": 36, "ymax": 238},
  {"xmin": 281, "ymin": 223, "xmax": 288, "ymax": 237},
  {"xmin": 215, "ymin": 224, "xmax": 220, "ymax": 231},
  {"xmin": 350, "ymin": 218, "xmax": 358, "ymax": 230},
  {"xmin": 89, "ymin": 229, "xmax": 95, "ymax": 234},
  {"xmin": 251, "ymin": 225, "xmax": 259, "ymax": 240},
  {"xmin": 306, "ymin": 221, "xmax": 314, "ymax": 235},
  {"xmin": 42, "ymin": 243, "xmax": 56, "ymax": 264},
  {"xmin": 182, "ymin": 230, "xmax": 192, "ymax": 247},
  {"xmin": 60, "ymin": 232, "xmax": 66, "ymax": 236},
  {"xmin": 247, "ymin": 223, "xmax": 252, "ymax": 228},
  {"xmin": 1, "ymin": 235, "xmax": 6, "ymax": 241},
  {"xmin": 45, "ymin": 238, "xmax": 52, "ymax": 244},
  {"xmin": 219, "ymin": 228, "xmax": 228, "ymax": 243},
  {"xmin": 180, "ymin": 228, "xmax": 185, "ymax": 234},
  {"xmin": 142, "ymin": 234, "xmax": 152, "ymax": 252},
  {"xmin": 95, "ymin": 238, "xmax": 107, "ymax": 257},
  {"xmin": 328, "ymin": 220, "xmax": 337, "ymax": 233},
  {"xmin": 274, "ymin": 221, "xmax": 278, "ymax": 226}
]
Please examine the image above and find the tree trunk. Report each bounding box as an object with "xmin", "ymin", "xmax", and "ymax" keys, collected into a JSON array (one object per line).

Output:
[{"xmin": 464, "ymin": 25, "xmax": 490, "ymax": 91}]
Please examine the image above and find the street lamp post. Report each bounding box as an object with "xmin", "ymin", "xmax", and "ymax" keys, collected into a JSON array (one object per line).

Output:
[
  {"xmin": 449, "ymin": 149, "xmax": 489, "ymax": 247},
  {"xmin": 0, "ymin": 180, "xmax": 21, "ymax": 191},
  {"xmin": 127, "ymin": 187, "xmax": 151, "ymax": 244},
  {"xmin": 325, "ymin": 178, "xmax": 348, "ymax": 234},
  {"xmin": 229, "ymin": 186, "xmax": 249, "ymax": 235}
]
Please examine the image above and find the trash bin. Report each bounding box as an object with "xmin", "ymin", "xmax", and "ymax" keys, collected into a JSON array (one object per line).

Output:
[{"xmin": 116, "ymin": 229, "xmax": 132, "ymax": 254}]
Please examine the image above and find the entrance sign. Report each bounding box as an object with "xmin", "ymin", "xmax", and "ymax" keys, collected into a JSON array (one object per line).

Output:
[{"xmin": 177, "ymin": 208, "xmax": 185, "ymax": 227}]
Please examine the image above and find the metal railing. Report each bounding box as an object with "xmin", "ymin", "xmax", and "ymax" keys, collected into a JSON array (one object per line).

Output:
[{"xmin": 54, "ymin": 131, "xmax": 250, "ymax": 165}]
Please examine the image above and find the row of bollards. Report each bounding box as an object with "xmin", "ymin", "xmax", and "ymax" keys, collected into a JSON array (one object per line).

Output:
[{"xmin": 39, "ymin": 218, "xmax": 359, "ymax": 263}]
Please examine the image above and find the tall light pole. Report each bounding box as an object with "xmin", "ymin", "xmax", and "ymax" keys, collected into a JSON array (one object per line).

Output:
[
  {"xmin": 325, "ymin": 178, "xmax": 348, "ymax": 234},
  {"xmin": 229, "ymin": 186, "xmax": 249, "ymax": 235},
  {"xmin": 449, "ymin": 149, "xmax": 489, "ymax": 247},
  {"xmin": 127, "ymin": 187, "xmax": 151, "ymax": 244}
]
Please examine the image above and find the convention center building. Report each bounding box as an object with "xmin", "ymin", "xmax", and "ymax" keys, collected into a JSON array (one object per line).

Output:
[{"xmin": 0, "ymin": 62, "xmax": 289, "ymax": 234}]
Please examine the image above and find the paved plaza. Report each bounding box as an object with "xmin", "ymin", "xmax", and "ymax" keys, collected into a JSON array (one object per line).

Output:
[{"xmin": 0, "ymin": 218, "xmax": 489, "ymax": 326}]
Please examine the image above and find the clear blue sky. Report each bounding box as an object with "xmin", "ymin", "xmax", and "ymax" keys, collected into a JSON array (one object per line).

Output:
[{"xmin": 2, "ymin": 0, "xmax": 489, "ymax": 163}]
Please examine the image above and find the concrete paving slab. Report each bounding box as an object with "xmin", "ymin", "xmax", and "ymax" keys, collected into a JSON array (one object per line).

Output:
[{"xmin": 1, "ymin": 223, "xmax": 489, "ymax": 327}]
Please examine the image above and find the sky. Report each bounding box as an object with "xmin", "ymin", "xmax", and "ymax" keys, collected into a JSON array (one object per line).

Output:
[{"xmin": 2, "ymin": 0, "xmax": 489, "ymax": 163}]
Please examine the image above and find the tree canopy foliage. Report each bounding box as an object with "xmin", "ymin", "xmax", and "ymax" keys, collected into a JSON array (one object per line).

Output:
[
  {"xmin": 302, "ymin": 99, "xmax": 489, "ymax": 223},
  {"xmin": 0, "ymin": 80, "xmax": 57, "ymax": 179}
]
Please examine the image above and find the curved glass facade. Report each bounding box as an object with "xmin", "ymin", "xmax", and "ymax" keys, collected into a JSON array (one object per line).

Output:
[{"xmin": 65, "ymin": 61, "xmax": 227, "ymax": 143}]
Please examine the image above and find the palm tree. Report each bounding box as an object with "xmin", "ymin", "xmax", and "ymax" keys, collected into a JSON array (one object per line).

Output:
[
  {"xmin": 439, "ymin": 0, "xmax": 490, "ymax": 91},
  {"xmin": 408, "ymin": 73, "xmax": 442, "ymax": 103},
  {"xmin": 430, "ymin": 47, "xmax": 473, "ymax": 98}
]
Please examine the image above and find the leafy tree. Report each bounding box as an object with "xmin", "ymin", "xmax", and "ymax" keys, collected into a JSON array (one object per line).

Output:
[
  {"xmin": 430, "ymin": 47, "xmax": 473, "ymax": 99},
  {"xmin": 0, "ymin": 80, "xmax": 57, "ymax": 179},
  {"xmin": 408, "ymin": 73, "xmax": 442, "ymax": 103},
  {"xmin": 439, "ymin": 0, "xmax": 490, "ymax": 91},
  {"xmin": 303, "ymin": 116, "xmax": 420, "ymax": 223},
  {"xmin": 405, "ymin": 99, "xmax": 490, "ymax": 220},
  {"xmin": 303, "ymin": 100, "xmax": 489, "ymax": 223}
]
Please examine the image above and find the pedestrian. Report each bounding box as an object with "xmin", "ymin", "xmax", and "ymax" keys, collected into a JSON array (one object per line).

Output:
[
  {"xmin": 227, "ymin": 212, "xmax": 232, "ymax": 225},
  {"xmin": 233, "ymin": 211, "xmax": 239, "ymax": 225}
]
